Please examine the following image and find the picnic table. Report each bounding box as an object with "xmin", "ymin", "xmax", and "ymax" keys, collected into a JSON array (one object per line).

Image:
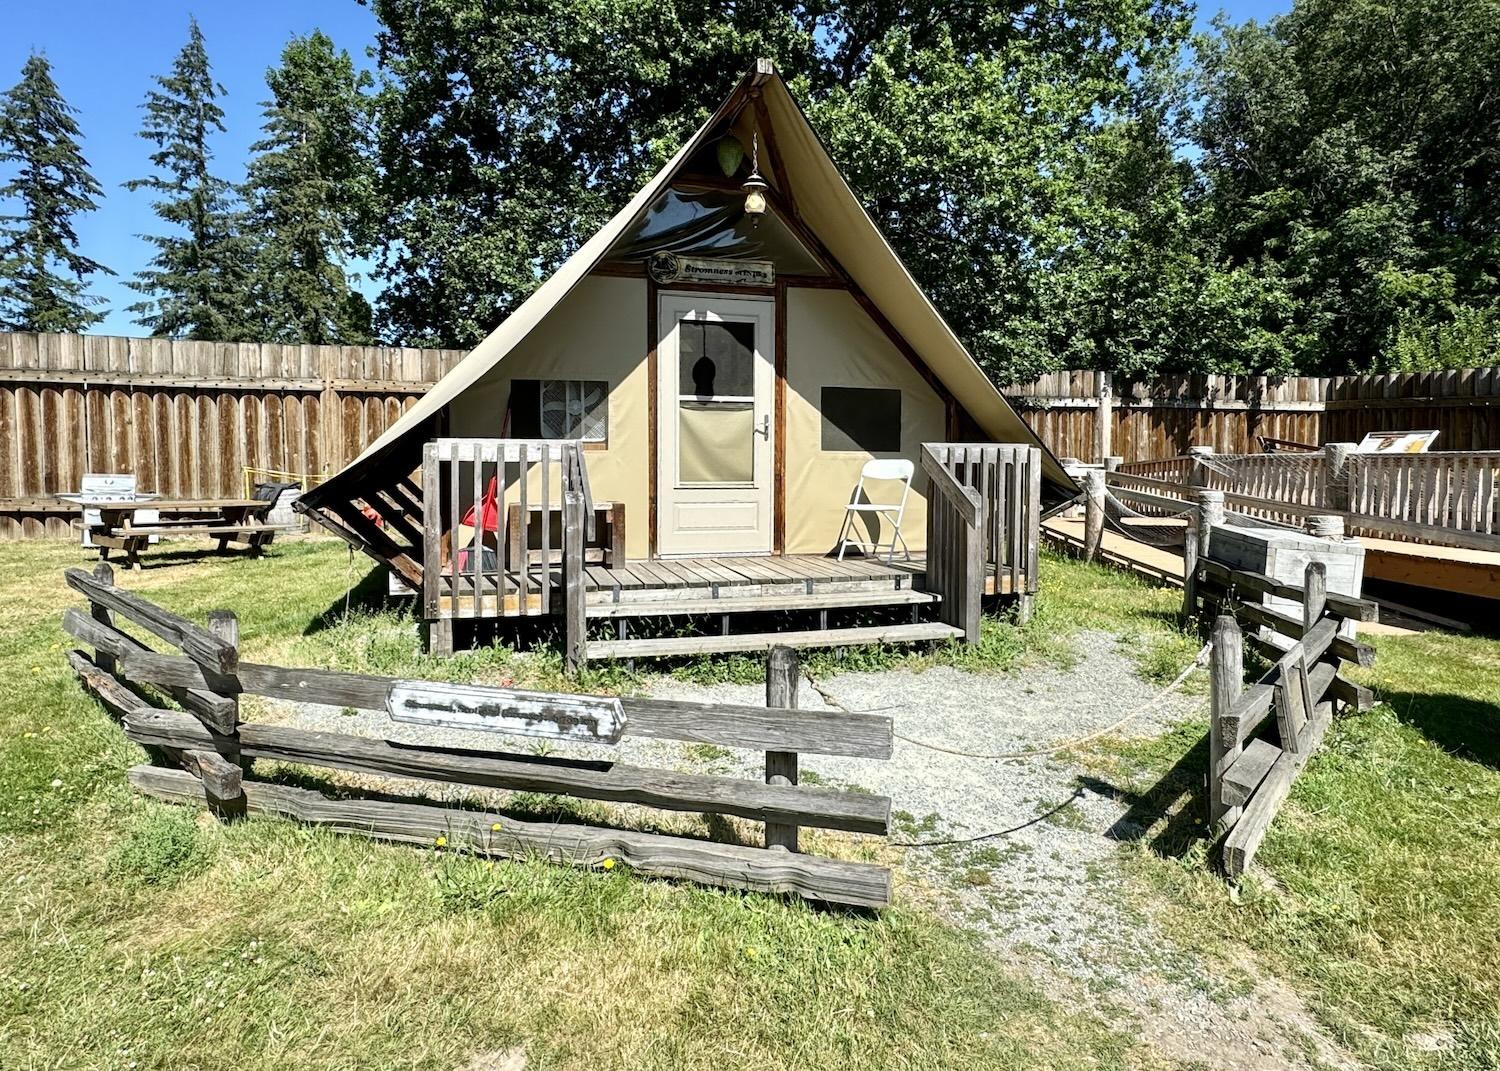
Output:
[{"xmin": 60, "ymin": 495, "xmax": 282, "ymax": 569}]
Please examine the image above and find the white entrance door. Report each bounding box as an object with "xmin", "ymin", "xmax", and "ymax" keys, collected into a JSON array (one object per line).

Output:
[{"xmin": 657, "ymin": 292, "xmax": 775, "ymax": 556}]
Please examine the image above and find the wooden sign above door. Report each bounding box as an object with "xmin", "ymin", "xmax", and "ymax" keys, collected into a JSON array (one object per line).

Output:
[{"xmin": 648, "ymin": 251, "xmax": 775, "ymax": 288}]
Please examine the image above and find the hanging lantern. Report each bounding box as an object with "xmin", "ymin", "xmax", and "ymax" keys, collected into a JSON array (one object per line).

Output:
[{"xmin": 742, "ymin": 132, "xmax": 768, "ymax": 225}]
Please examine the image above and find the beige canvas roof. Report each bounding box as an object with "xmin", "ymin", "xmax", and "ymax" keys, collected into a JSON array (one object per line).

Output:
[{"xmin": 306, "ymin": 60, "xmax": 1076, "ymax": 508}]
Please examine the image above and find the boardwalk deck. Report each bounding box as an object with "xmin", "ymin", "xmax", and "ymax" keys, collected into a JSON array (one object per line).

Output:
[{"xmin": 1043, "ymin": 515, "xmax": 1500, "ymax": 603}]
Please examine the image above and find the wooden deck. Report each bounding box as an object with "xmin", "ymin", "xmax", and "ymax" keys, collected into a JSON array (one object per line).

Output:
[{"xmin": 435, "ymin": 551, "xmax": 1028, "ymax": 618}]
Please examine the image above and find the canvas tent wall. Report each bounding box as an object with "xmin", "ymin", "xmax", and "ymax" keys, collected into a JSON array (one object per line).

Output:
[{"xmin": 300, "ymin": 60, "xmax": 1075, "ymax": 572}]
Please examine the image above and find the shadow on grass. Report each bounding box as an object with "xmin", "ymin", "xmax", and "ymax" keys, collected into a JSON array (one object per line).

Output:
[
  {"xmin": 1380, "ymin": 688, "xmax": 1500, "ymax": 769},
  {"xmin": 1076, "ymin": 729, "xmax": 1212, "ymax": 860},
  {"xmin": 304, "ymin": 563, "xmax": 408, "ymax": 634}
]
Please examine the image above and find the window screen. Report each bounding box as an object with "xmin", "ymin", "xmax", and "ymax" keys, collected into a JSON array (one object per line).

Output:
[
  {"xmin": 678, "ymin": 321, "xmax": 755, "ymax": 399},
  {"xmin": 510, "ymin": 379, "xmax": 607, "ymax": 442},
  {"xmin": 821, "ymin": 387, "xmax": 902, "ymax": 452}
]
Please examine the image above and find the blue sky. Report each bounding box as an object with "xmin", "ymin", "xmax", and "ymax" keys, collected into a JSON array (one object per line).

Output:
[{"xmin": 2, "ymin": 0, "xmax": 1288, "ymax": 337}]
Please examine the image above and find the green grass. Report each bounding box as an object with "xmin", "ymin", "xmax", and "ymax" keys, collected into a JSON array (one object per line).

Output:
[
  {"xmin": 1084, "ymin": 620, "xmax": 1500, "ymax": 1069},
  {"xmin": 0, "ymin": 537, "xmax": 1169, "ymax": 1071}
]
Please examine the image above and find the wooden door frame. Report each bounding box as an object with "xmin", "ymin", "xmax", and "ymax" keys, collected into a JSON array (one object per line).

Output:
[{"xmin": 650, "ymin": 288, "xmax": 780, "ymax": 559}]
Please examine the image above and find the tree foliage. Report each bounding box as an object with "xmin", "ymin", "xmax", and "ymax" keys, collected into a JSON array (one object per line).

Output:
[
  {"xmin": 1194, "ymin": 0, "xmax": 1500, "ymax": 372},
  {"xmin": 0, "ymin": 54, "xmax": 111, "ymax": 332},
  {"xmin": 125, "ymin": 17, "xmax": 253, "ymax": 340},
  {"xmin": 243, "ymin": 31, "xmax": 377, "ymax": 344}
]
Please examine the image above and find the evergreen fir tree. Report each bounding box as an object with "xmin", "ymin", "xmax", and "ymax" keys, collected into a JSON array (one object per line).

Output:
[
  {"xmin": 243, "ymin": 30, "xmax": 375, "ymax": 344},
  {"xmin": 125, "ymin": 17, "xmax": 251, "ymax": 340},
  {"xmin": 0, "ymin": 54, "xmax": 112, "ymax": 332}
]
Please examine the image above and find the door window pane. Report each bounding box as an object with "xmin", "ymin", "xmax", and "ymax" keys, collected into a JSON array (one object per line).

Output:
[
  {"xmin": 679, "ymin": 320, "xmax": 754, "ymax": 400},
  {"xmin": 679, "ymin": 401, "xmax": 754, "ymax": 484}
]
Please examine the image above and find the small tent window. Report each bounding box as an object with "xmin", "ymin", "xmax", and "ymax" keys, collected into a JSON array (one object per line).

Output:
[
  {"xmin": 821, "ymin": 387, "xmax": 902, "ymax": 452},
  {"xmin": 509, "ymin": 379, "xmax": 608, "ymax": 442}
]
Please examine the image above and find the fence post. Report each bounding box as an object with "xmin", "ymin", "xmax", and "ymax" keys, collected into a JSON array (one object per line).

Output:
[
  {"xmin": 764, "ymin": 645, "xmax": 800, "ymax": 852},
  {"xmin": 1188, "ymin": 445, "xmax": 1215, "ymax": 488},
  {"xmin": 1094, "ymin": 371, "xmax": 1114, "ymax": 463},
  {"xmin": 201, "ymin": 609, "xmax": 246, "ymax": 817},
  {"xmin": 90, "ymin": 562, "xmax": 117, "ymax": 673},
  {"xmin": 1208, "ymin": 614, "xmax": 1243, "ymax": 829},
  {"xmin": 1323, "ymin": 442, "xmax": 1356, "ymax": 512},
  {"xmin": 1104, "ymin": 455, "xmax": 1123, "ymax": 473},
  {"xmin": 1082, "ymin": 468, "xmax": 1105, "ymax": 562}
]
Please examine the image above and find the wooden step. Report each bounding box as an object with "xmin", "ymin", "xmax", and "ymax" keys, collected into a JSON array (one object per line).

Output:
[
  {"xmin": 586, "ymin": 588, "xmax": 940, "ymax": 618},
  {"xmin": 585, "ymin": 621, "xmax": 964, "ymax": 660}
]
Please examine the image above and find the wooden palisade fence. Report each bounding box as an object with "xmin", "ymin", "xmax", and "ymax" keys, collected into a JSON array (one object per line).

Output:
[
  {"xmin": 1008, "ymin": 366, "xmax": 1500, "ymax": 464},
  {"xmin": 62, "ymin": 565, "xmax": 895, "ymax": 907},
  {"xmin": 1190, "ymin": 557, "xmax": 1378, "ymax": 876},
  {"xmin": 0, "ymin": 331, "xmax": 466, "ymax": 538}
]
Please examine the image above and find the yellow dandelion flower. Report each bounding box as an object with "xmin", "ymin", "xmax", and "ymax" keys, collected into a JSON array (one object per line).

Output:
[
  {"xmin": 490, "ymin": 823, "xmax": 501, "ymax": 832},
  {"xmin": 601, "ymin": 858, "xmax": 616, "ymax": 871},
  {"xmin": 744, "ymin": 947, "xmax": 758, "ymax": 959},
  {"xmin": 434, "ymin": 835, "xmax": 448, "ymax": 848}
]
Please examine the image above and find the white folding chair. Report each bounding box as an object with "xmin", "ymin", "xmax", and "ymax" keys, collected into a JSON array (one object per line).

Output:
[{"xmin": 836, "ymin": 459, "xmax": 914, "ymax": 563}]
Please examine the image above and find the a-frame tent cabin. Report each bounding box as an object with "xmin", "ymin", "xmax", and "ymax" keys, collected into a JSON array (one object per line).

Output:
[{"xmin": 298, "ymin": 60, "xmax": 1077, "ymax": 664}]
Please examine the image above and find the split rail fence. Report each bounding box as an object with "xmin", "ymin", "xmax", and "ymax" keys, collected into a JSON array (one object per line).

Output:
[
  {"xmin": 0, "ymin": 331, "xmax": 466, "ymax": 538},
  {"xmin": 1188, "ymin": 557, "xmax": 1377, "ymax": 876},
  {"xmin": 61, "ymin": 564, "xmax": 894, "ymax": 907}
]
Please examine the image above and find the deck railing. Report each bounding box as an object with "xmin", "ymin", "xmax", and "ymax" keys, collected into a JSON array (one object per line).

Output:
[
  {"xmin": 420, "ymin": 438, "xmax": 592, "ymax": 655},
  {"xmin": 921, "ymin": 444, "xmax": 1043, "ymax": 641}
]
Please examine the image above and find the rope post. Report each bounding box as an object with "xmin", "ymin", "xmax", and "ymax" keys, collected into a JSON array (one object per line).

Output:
[
  {"xmin": 1323, "ymin": 442, "xmax": 1356, "ymax": 512},
  {"xmin": 1196, "ymin": 488, "xmax": 1225, "ymax": 562},
  {"xmin": 1082, "ymin": 468, "xmax": 1105, "ymax": 562},
  {"xmin": 1104, "ymin": 455, "xmax": 1123, "ymax": 473},
  {"xmin": 1187, "ymin": 445, "xmax": 1215, "ymax": 488},
  {"xmin": 764, "ymin": 646, "xmax": 800, "ymax": 852},
  {"xmin": 1208, "ymin": 614, "xmax": 1243, "ymax": 830},
  {"xmin": 1181, "ymin": 524, "xmax": 1199, "ymax": 625}
]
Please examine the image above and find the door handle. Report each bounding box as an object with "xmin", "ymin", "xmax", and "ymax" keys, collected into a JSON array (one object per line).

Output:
[{"xmin": 755, "ymin": 414, "xmax": 770, "ymax": 438}]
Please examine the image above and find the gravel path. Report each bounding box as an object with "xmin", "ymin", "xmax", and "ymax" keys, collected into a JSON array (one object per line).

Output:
[{"xmin": 264, "ymin": 630, "xmax": 1355, "ymax": 1071}]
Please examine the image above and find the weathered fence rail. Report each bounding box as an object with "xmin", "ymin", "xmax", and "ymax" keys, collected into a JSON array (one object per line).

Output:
[
  {"xmin": 0, "ymin": 331, "xmax": 466, "ymax": 538},
  {"xmin": 1188, "ymin": 558, "xmax": 1377, "ymax": 876},
  {"xmin": 62, "ymin": 565, "xmax": 894, "ymax": 906},
  {"xmin": 1006, "ymin": 366, "xmax": 1500, "ymax": 464}
]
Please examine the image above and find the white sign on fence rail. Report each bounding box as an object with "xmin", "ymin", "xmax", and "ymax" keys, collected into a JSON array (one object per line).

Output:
[{"xmin": 386, "ymin": 681, "xmax": 626, "ymax": 744}]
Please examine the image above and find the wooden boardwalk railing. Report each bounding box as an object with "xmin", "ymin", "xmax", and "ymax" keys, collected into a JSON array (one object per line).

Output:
[
  {"xmin": 62, "ymin": 566, "xmax": 895, "ymax": 907},
  {"xmin": 1117, "ymin": 445, "xmax": 1500, "ymax": 552}
]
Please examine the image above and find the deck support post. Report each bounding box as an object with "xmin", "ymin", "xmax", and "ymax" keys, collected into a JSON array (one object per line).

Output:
[
  {"xmin": 428, "ymin": 617, "xmax": 454, "ymax": 657},
  {"xmin": 764, "ymin": 645, "xmax": 800, "ymax": 852}
]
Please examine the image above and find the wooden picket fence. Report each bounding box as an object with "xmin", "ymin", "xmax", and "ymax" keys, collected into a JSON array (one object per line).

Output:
[
  {"xmin": 1189, "ymin": 557, "xmax": 1377, "ymax": 876},
  {"xmin": 62, "ymin": 564, "xmax": 895, "ymax": 908}
]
